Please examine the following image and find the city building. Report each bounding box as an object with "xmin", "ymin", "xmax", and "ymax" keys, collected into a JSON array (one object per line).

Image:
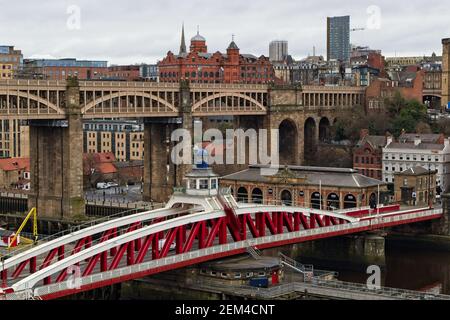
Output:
[
  {"xmin": 0, "ymin": 120, "xmax": 29, "ymax": 158},
  {"xmin": 422, "ymin": 61, "xmax": 442, "ymax": 109},
  {"xmin": 23, "ymin": 58, "xmax": 108, "ymax": 80},
  {"xmin": 158, "ymin": 27, "xmax": 275, "ymax": 84},
  {"xmin": 139, "ymin": 64, "xmax": 159, "ymax": 81},
  {"xmin": 442, "ymin": 38, "xmax": 450, "ymax": 110},
  {"xmin": 0, "ymin": 63, "xmax": 13, "ymax": 79},
  {"xmin": 365, "ymin": 70, "xmax": 424, "ymax": 113},
  {"xmin": 382, "ymin": 135, "xmax": 450, "ymax": 192},
  {"xmin": 106, "ymin": 65, "xmax": 141, "ymax": 81},
  {"xmin": 0, "ymin": 46, "xmax": 23, "ymax": 77},
  {"xmin": 0, "ymin": 157, "xmax": 30, "ymax": 190},
  {"xmin": 394, "ymin": 166, "xmax": 437, "ymax": 206},
  {"xmin": 385, "ymin": 56, "xmax": 424, "ymax": 68},
  {"xmin": 353, "ymin": 129, "xmax": 388, "ymax": 180},
  {"xmin": 83, "ymin": 119, "xmax": 144, "ymax": 162},
  {"xmin": 221, "ymin": 165, "xmax": 387, "ymax": 210},
  {"xmin": 269, "ymin": 40, "xmax": 288, "ymax": 62},
  {"xmin": 327, "ymin": 16, "xmax": 351, "ymax": 62}
]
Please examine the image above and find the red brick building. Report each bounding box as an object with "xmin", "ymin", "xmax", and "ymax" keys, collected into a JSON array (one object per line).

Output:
[
  {"xmin": 106, "ymin": 65, "xmax": 141, "ymax": 81},
  {"xmin": 365, "ymin": 70, "xmax": 424, "ymax": 113},
  {"xmin": 158, "ymin": 26, "xmax": 275, "ymax": 84},
  {"xmin": 353, "ymin": 130, "xmax": 388, "ymax": 180},
  {"xmin": 24, "ymin": 59, "xmax": 108, "ymax": 80}
]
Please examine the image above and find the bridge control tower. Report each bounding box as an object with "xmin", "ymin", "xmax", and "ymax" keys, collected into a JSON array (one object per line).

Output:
[{"xmin": 165, "ymin": 148, "xmax": 236, "ymax": 212}]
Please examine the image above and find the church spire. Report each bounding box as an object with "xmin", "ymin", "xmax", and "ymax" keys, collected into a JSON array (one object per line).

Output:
[{"xmin": 179, "ymin": 22, "xmax": 187, "ymax": 55}]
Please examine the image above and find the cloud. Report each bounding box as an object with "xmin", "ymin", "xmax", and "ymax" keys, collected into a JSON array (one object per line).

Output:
[{"xmin": 1, "ymin": 0, "xmax": 449, "ymax": 64}]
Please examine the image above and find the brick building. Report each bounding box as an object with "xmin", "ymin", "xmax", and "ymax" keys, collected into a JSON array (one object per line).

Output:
[
  {"xmin": 0, "ymin": 157, "xmax": 30, "ymax": 190},
  {"xmin": 221, "ymin": 165, "xmax": 387, "ymax": 210},
  {"xmin": 394, "ymin": 166, "xmax": 437, "ymax": 206},
  {"xmin": 83, "ymin": 119, "xmax": 144, "ymax": 162},
  {"xmin": 158, "ymin": 26, "xmax": 275, "ymax": 84},
  {"xmin": 0, "ymin": 63, "xmax": 13, "ymax": 79},
  {"xmin": 23, "ymin": 58, "xmax": 108, "ymax": 80},
  {"xmin": 365, "ymin": 70, "xmax": 424, "ymax": 113},
  {"xmin": 0, "ymin": 46, "xmax": 23, "ymax": 77},
  {"xmin": 353, "ymin": 129, "xmax": 388, "ymax": 180}
]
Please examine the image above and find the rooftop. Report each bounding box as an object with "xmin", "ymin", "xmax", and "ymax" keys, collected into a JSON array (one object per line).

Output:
[
  {"xmin": 0, "ymin": 158, "xmax": 30, "ymax": 172},
  {"xmin": 222, "ymin": 165, "xmax": 385, "ymax": 188},
  {"xmin": 397, "ymin": 166, "xmax": 437, "ymax": 176}
]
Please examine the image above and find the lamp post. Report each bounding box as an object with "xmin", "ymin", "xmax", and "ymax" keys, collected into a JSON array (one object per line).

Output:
[{"xmin": 428, "ymin": 163, "xmax": 432, "ymax": 208}]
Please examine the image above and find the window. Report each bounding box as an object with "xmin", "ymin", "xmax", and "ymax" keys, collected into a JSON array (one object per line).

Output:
[
  {"xmin": 199, "ymin": 179, "xmax": 209, "ymax": 189},
  {"xmin": 403, "ymin": 178, "xmax": 408, "ymax": 186}
]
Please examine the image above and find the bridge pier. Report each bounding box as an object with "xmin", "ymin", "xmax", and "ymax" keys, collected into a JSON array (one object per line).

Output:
[
  {"xmin": 143, "ymin": 82, "xmax": 194, "ymax": 203},
  {"xmin": 267, "ymin": 84, "xmax": 304, "ymax": 165},
  {"xmin": 431, "ymin": 193, "xmax": 450, "ymax": 235},
  {"xmin": 28, "ymin": 78, "xmax": 85, "ymax": 220}
]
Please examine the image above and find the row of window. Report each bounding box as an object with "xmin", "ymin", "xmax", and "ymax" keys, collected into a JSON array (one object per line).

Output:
[
  {"xmin": 384, "ymin": 154, "xmax": 440, "ymax": 162},
  {"xmin": 354, "ymin": 156, "xmax": 381, "ymax": 165}
]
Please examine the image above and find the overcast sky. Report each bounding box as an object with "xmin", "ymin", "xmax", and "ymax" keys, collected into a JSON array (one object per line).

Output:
[{"xmin": 1, "ymin": 0, "xmax": 449, "ymax": 65}]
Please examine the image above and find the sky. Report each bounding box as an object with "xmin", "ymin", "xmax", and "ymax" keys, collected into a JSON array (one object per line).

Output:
[{"xmin": 1, "ymin": 0, "xmax": 449, "ymax": 65}]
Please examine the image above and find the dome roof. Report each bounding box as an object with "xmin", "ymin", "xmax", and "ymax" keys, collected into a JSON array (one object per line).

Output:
[
  {"xmin": 191, "ymin": 32, "xmax": 206, "ymax": 42},
  {"xmin": 227, "ymin": 41, "xmax": 239, "ymax": 50}
]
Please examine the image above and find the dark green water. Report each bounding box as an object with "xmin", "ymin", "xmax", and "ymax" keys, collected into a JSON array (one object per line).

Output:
[{"xmin": 292, "ymin": 239, "xmax": 450, "ymax": 294}]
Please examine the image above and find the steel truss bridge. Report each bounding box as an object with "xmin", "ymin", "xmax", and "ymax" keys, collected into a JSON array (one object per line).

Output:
[{"xmin": 0, "ymin": 194, "xmax": 442, "ymax": 300}]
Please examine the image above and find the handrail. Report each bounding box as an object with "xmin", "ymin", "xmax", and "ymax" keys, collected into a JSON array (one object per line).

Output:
[{"xmin": 5, "ymin": 206, "xmax": 443, "ymax": 295}]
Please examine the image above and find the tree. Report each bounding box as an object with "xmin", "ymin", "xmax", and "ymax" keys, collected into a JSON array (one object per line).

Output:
[{"xmin": 434, "ymin": 118, "xmax": 450, "ymax": 136}]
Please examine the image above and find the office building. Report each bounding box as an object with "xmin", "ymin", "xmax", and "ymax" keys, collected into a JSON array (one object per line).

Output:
[
  {"xmin": 269, "ymin": 40, "xmax": 288, "ymax": 62},
  {"xmin": 327, "ymin": 16, "xmax": 351, "ymax": 62}
]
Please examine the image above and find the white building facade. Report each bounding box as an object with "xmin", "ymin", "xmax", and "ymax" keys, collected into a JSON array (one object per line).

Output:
[{"xmin": 382, "ymin": 136, "xmax": 450, "ymax": 192}]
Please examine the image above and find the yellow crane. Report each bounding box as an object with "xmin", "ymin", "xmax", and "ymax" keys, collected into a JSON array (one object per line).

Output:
[{"xmin": 7, "ymin": 207, "xmax": 38, "ymax": 250}]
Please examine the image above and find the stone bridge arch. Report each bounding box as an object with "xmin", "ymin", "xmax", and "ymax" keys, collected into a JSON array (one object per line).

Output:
[
  {"xmin": 81, "ymin": 91, "xmax": 178, "ymax": 116},
  {"xmin": 192, "ymin": 92, "xmax": 266, "ymax": 115},
  {"xmin": 0, "ymin": 90, "xmax": 65, "ymax": 117}
]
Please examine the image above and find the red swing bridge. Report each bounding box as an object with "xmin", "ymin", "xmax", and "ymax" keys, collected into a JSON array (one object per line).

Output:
[{"xmin": 0, "ymin": 166, "xmax": 443, "ymax": 300}]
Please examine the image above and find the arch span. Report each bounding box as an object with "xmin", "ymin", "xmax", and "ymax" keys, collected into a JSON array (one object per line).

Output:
[
  {"xmin": 304, "ymin": 117, "xmax": 317, "ymax": 164},
  {"xmin": 192, "ymin": 92, "xmax": 266, "ymax": 113},
  {"xmin": 0, "ymin": 91, "xmax": 64, "ymax": 115},
  {"xmin": 279, "ymin": 119, "xmax": 299, "ymax": 165},
  {"xmin": 81, "ymin": 91, "xmax": 178, "ymax": 114}
]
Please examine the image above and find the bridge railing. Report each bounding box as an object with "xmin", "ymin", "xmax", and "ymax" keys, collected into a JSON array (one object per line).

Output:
[
  {"xmin": 12, "ymin": 206, "xmax": 443, "ymax": 297},
  {"xmin": 0, "ymin": 204, "xmax": 166, "ymax": 260}
]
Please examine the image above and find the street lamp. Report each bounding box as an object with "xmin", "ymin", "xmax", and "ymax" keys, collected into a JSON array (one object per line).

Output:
[{"xmin": 428, "ymin": 163, "xmax": 432, "ymax": 208}]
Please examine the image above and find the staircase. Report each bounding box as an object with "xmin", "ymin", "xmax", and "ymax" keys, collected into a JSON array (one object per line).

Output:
[
  {"xmin": 279, "ymin": 253, "xmax": 314, "ymax": 275},
  {"xmin": 246, "ymin": 246, "xmax": 262, "ymax": 260}
]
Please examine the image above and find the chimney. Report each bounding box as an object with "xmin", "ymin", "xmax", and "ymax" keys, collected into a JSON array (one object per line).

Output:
[
  {"xmin": 414, "ymin": 135, "xmax": 421, "ymax": 146},
  {"xmin": 386, "ymin": 135, "xmax": 393, "ymax": 146}
]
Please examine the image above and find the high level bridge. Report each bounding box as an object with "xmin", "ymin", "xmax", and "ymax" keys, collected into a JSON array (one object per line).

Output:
[
  {"xmin": 0, "ymin": 79, "xmax": 364, "ymax": 220},
  {"xmin": 0, "ymin": 166, "xmax": 444, "ymax": 300}
]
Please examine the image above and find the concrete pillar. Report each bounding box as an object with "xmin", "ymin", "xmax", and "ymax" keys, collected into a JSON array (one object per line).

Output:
[
  {"xmin": 176, "ymin": 81, "xmax": 193, "ymax": 187},
  {"xmin": 442, "ymin": 39, "xmax": 450, "ymax": 110},
  {"xmin": 143, "ymin": 122, "xmax": 170, "ymax": 203},
  {"xmin": 28, "ymin": 77, "xmax": 85, "ymax": 220},
  {"xmin": 431, "ymin": 193, "xmax": 450, "ymax": 235}
]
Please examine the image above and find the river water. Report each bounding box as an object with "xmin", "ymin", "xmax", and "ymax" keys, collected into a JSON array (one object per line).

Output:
[{"xmin": 288, "ymin": 238, "xmax": 450, "ymax": 295}]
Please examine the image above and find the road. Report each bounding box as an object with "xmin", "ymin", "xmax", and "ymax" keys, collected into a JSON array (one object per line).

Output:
[{"xmin": 85, "ymin": 183, "xmax": 143, "ymax": 204}]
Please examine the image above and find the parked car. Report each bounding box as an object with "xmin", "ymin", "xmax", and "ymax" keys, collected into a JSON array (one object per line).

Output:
[
  {"xmin": 96, "ymin": 182, "xmax": 109, "ymax": 189},
  {"xmin": 106, "ymin": 182, "xmax": 119, "ymax": 188}
]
